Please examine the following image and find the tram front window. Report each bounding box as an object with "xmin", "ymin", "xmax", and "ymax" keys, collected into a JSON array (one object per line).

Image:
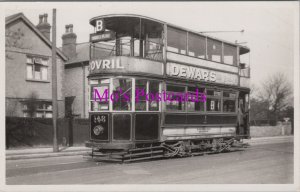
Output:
[
  {"xmin": 112, "ymin": 78, "xmax": 132, "ymax": 111},
  {"xmin": 90, "ymin": 79, "xmax": 110, "ymax": 111},
  {"xmin": 135, "ymin": 79, "xmax": 147, "ymax": 111},
  {"xmin": 135, "ymin": 79, "xmax": 160, "ymax": 111},
  {"xmin": 148, "ymin": 81, "xmax": 159, "ymax": 111}
]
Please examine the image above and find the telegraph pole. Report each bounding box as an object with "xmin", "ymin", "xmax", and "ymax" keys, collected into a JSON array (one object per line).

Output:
[{"xmin": 52, "ymin": 8, "xmax": 59, "ymax": 152}]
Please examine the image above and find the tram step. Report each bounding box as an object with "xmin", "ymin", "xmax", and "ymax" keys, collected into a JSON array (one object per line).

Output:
[
  {"xmin": 124, "ymin": 150, "xmax": 164, "ymax": 158},
  {"xmin": 123, "ymin": 155, "xmax": 165, "ymax": 163},
  {"xmin": 128, "ymin": 146, "xmax": 163, "ymax": 152}
]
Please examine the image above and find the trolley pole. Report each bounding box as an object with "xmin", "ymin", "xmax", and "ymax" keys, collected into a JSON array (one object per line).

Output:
[{"xmin": 52, "ymin": 8, "xmax": 59, "ymax": 152}]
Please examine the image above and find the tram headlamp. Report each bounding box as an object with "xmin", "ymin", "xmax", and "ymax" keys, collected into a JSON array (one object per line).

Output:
[{"xmin": 93, "ymin": 125, "xmax": 104, "ymax": 136}]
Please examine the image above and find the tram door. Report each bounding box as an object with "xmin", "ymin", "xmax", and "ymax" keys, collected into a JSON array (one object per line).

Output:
[{"xmin": 237, "ymin": 92, "xmax": 250, "ymax": 136}]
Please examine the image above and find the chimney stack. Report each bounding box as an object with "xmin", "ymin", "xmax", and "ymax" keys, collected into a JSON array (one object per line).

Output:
[
  {"xmin": 36, "ymin": 13, "xmax": 51, "ymax": 40},
  {"xmin": 62, "ymin": 24, "xmax": 77, "ymax": 60}
]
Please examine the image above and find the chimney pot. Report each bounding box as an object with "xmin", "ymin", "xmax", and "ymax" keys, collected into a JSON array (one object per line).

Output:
[
  {"xmin": 39, "ymin": 15, "xmax": 43, "ymax": 24},
  {"xmin": 44, "ymin": 13, "xmax": 48, "ymax": 23},
  {"xmin": 36, "ymin": 13, "xmax": 51, "ymax": 40},
  {"xmin": 62, "ymin": 24, "xmax": 77, "ymax": 60}
]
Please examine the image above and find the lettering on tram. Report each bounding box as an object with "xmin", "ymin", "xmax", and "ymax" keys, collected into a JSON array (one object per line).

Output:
[
  {"xmin": 168, "ymin": 63, "xmax": 217, "ymax": 82},
  {"xmin": 89, "ymin": 58, "xmax": 124, "ymax": 71},
  {"xmin": 95, "ymin": 19, "xmax": 105, "ymax": 33},
  {"xmin": 85, "ymin": 14, "xmax": 251, "ymax": 162}
]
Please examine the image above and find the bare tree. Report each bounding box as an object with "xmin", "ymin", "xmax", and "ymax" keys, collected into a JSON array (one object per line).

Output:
[{"xmin": 259, "ymin": 72, "xmax": 292, "ymax": 123}]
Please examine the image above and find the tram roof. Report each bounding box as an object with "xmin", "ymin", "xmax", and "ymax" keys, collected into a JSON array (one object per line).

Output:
[{"xmin": 90, "ymin": 14, "xmax": 250, "ymax": 54}]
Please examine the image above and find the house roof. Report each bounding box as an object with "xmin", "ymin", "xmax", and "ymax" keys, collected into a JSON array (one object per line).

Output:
[{"xmin": 5, "ymin": 12, "xmax": 67, "ymax": 61}]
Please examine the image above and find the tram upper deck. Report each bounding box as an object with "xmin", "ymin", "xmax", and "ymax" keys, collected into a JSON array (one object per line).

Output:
[{"xmin": 88, "ymin": 14, "xmax": 250, "ymax": 89}]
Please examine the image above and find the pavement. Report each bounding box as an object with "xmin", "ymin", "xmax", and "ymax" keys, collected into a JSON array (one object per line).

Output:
[{"xmin": 5, "ymin": 135, "xmax": 293, "ymax": 161}]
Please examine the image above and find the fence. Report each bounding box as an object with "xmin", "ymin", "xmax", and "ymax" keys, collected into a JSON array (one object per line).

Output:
[
  {"xmin": 6, "ymin": 117, "xmax": 89, "ymax": 148},
  {"xmin": 250, "ymin": 122, "xmax": 292, "ymax": 137}
]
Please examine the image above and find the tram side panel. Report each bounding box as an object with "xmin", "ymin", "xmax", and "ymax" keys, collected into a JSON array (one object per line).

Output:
[{"xmin": 161, "ymin": 113, "xmax": 238, "ymax": 141}]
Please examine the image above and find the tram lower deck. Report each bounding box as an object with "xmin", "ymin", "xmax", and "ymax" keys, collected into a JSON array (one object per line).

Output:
[{"xmin": 85, "ymin": 76, "xmax": 250, "ymax": 162}]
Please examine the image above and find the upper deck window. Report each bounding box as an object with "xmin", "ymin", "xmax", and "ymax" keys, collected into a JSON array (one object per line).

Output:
[
  {"xmin": 167, "ymin": 27, "xmax": 187, "ymax": 54},
  {"xmin": 207, "ymin": 38, "xmax": 222, "ymax": 63},
  {"xmin": 224, "ymin": 43, "xmax": 237, "ymax": 65},
  {"xmin": 188, "ymin": 33, "xmax": 206, "ymax": 59}
]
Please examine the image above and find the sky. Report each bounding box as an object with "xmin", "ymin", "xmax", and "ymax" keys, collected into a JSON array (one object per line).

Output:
[{"xmin": 3, "ymin": 1, "xmax": 298, "ymax": 91}]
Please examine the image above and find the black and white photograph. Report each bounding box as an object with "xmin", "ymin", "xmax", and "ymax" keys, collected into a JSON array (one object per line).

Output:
[{"xmin": 0, "ymin": 1, "xmax": 299, "ymax": 191}]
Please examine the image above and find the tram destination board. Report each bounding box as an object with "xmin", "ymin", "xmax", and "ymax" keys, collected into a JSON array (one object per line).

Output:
[{"xmin": 90, "ymin": 31, "xmax": 115, "ymax": 43}]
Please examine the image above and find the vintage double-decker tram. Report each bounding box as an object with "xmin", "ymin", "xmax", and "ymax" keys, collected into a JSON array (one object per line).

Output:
[{"xmin": 85, "ymin": 14, "xmax": 251, "ymax": 162}]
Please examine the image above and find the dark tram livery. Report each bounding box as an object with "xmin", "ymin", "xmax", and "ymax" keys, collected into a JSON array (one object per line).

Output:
[{"xmin": 85, "ymin": 14, "xmax": 251, "ymax": 162}]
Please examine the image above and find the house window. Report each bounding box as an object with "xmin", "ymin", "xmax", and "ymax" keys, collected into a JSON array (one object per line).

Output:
[
  {"xmin": 26, "ymin": 56, "xmax": 48, "ymax": 81},
  {"xmin": 22, "ymin": 101, "xmax": 52, "ymax": 118}
]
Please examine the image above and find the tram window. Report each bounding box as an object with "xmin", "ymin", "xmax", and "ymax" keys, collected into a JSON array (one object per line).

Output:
[
  {"xmin": 89, "ymin": 80, "xmax": 99, "ymax": 85},
  {"xmin": 166, "ymin": 85, "xmax": 185, "ymax": 111},
  {"xmin": 224, "ymin": 43, "xmax": 237, "ymax": 65},
  {"xmin": 223, "ymin": 100, "xmax": 236, "ymax": 112},
  {"xmin": 112, "ymin": 79, "xmax": 132, "ymax": 111},
  {"xmin": 223, "ymin": 92, "xmax": 236, "ymax": 99},
  {"xmin": 207, "ymin": 90, "xmax": 221, "ymax": 97},
  {"xmin": 188, "ymin": 33, "xmax": 206, "ymax": 59},
  {"xmin": 223, "ymin": 91, "xmax": 237, "ymax": 112},
  {"xmin": 148, "ymin": 81, "xmax": 159, "ymax": 111},
  {"xmin": 207, "ymin": 39, "xmax": 222, "ymax": 62},
  {"xmin": 119, "ymin": 37, "xmax": 131, "ymax": 56},
  {"xmin": 100, "ymin": 79, "xmax": 110, "ymax": 84},
  {"xmin": 206, "ymin": 98, "xmax": 221, "ymax": 112},
  {"xmin": 206, "ymin": 89, "xmax": 221, "ymax": 112},
  {"xmin": 187, "ymin": 87, "xmax": 205, "ymax": 112},
  {"xmin": 135, "ymin": 79, "xmax": 147, "ymax": 111},
  {"xmin": 167, "ymin": 27, "xmax": 187, "ymax": 54},
  {"xmin": 91, "ymin": 85, "xmax": 109, "ymax": 111}
]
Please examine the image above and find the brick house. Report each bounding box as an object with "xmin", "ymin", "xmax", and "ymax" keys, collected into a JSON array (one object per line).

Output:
[{"xmin": 5, "ymin": 13, "xmax": 67, "ymax": 118}]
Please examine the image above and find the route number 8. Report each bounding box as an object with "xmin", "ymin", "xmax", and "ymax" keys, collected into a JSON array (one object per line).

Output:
[{"xmin": 96, "ymin": 19, "xmax": 104, "ymax": 32}]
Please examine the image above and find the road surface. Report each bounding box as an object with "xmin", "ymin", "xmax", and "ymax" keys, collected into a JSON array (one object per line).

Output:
[{"xmin": 6, "ymin": 142, "xmax": 293, "ymax": 184}]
